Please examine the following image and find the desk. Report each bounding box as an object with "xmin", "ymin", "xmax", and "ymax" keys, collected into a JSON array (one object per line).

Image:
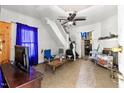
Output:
[{"xmin": 0, "ymin": 63, "xmax": 43, "ymax": 88}]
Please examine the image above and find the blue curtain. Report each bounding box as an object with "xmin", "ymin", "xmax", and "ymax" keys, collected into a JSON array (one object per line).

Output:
[
  {"xmin": 0, "ymin": 67, "xmax": 3, "ymax": 87},
  {"xmin": 16, "ymin": 23, "xmax": 38, "ymax": 66}
]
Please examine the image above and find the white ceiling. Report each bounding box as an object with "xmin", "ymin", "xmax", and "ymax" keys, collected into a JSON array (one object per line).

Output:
[
  {"xmin": 58, "ymin": 5, "xmax": 92, "ymax": 12},
  {"xmin": 1, "ymin": 5, "xmax": 41, "ymax": 19},
  {"xmin": 76, "ymin": 5, "xmax": 117, "ymax": 26},
  {"xmin": 1, "ymin": 5, "xmax": 117, "ymax": 26}
]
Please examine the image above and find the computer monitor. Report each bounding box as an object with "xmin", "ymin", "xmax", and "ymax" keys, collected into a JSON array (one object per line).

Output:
[{"xmin": 14, "ymin": 45, "xmax": 30, "ymax": 72}]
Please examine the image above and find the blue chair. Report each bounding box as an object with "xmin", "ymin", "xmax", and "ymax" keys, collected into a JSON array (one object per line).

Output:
[{"xmin": 44, "ymin": 49, "xmax": 55, "ymax": 62}]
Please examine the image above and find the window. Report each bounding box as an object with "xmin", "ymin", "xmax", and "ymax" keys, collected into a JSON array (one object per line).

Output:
[{"xmin": 16, "ymin": 23, "xmax": 38, "ymax": 66}]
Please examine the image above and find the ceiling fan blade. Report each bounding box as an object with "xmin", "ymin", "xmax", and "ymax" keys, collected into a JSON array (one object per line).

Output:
[
  {"xmin": 61, "ymin": 21, "xmax": 69, "ymax": 25},
  {"xmin": 74, "ymin": 18, "xmax": 86, "ymax": 21}
]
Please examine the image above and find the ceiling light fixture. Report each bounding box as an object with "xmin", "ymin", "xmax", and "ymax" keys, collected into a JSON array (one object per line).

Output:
[{"xmin": 68, "ymin": 21, "xmax": 73, "ymax": 25}]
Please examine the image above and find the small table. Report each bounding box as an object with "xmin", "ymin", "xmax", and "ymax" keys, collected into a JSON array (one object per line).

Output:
[{"xmin": 45, "ymin": 59, "xmax": 65, "ymax": 73}]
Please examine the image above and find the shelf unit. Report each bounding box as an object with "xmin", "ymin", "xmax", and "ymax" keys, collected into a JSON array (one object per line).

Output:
[{"xmin": 98, "ymin": 36, "xmax": 118, "ymax": 40}]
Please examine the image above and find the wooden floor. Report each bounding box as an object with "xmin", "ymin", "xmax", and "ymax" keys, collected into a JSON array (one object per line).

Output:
[{"xmin": 34, "ymin": 59, "xmax": 118, "ymax": 88}]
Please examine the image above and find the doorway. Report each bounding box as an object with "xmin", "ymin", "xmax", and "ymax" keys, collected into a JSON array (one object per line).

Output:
[
  {"xmin": 81, "ymin": 32, "xmax": 92, "ymax": 58},
  {"xmin": 0, "ymin": 21, "xmax": 11, "ymax": 64}
]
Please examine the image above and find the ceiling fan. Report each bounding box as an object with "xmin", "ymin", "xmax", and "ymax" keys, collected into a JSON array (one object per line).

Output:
[{"xmin": 57, "ymin": 11, "xmax": 86, "ymax": 25}]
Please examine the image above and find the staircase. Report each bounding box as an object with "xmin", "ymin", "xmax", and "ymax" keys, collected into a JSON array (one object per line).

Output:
[
  {"xmin": 45, "ymin": 18, "xmax": 69, "ymax": 49},
  {"xmin": 55, "ymin": 21, "xmax": 67, "ymax": 40}
]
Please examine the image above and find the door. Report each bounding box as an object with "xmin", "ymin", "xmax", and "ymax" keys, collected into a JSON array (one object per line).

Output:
[
  {"xmin": 81, "ymin": 32, "xmax": 92, "ymax": 57},
  {"xmin": 0, "ymin": 34, "xmax": 4, "ymax": 63},
  {"xmin": 0, "ymin": 21, "xmax": 11, "ymax": 64},
  {"xmin": 81, "ymin": 39, "xmax": 85, "ymax": 58}
]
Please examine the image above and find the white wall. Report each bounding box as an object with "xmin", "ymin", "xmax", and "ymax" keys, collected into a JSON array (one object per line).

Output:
[
  {"xmin": 118, "ymin": 6, "xmax": 124, "ymax": 88},
  {"xmin": 0, "ymin": 8, "xmax": 60, "ymax": 63},
  {"xmin": 101, "ymin": 15, "xmax": 118, "ymax": 37},
  {"xmin": 99, "ymin": 14, "xmax": 118, "ymax": 49}
]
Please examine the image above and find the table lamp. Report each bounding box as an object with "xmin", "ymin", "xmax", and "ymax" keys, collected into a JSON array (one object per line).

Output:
[{"xmin": 111, "ymin": 46, "xmax": 123, "ymax": 53}]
